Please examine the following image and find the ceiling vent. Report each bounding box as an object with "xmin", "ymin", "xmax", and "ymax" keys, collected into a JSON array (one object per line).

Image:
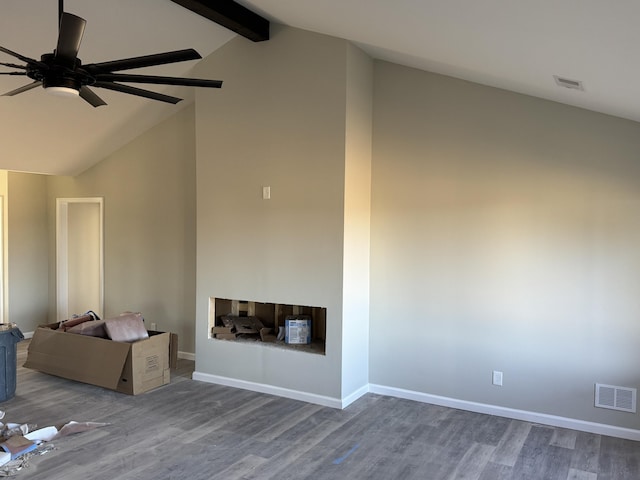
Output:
[
  {"xmin": 554, "ymin": 75, "xmax": 584, "ymax": 91},
  {"xmin": 595, "ymin": 384, "xmax": 637, "ymax": 413}
]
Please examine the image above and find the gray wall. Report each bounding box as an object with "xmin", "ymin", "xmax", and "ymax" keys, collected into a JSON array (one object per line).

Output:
[
  {"xmin": 46, "ymin": 105, "xmax": 197, "ymax": 352},
  {"xmin": 369, "ymin": 61, "xmax": 640, "ymax": 429},
  {"xmin": 7, "ymin": 172, "xmax": 49, "ymax": 332},
  {"xmin": 194, "ymin": 25, "xmax": 353, "ymax": 399}
]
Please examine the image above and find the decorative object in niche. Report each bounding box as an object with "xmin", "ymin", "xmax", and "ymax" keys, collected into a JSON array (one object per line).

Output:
[{"xmin": 285, "ymin": 316, "xmax": 311, "ymax": 345}]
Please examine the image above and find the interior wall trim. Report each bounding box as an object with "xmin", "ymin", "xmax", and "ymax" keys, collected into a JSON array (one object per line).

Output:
[
  {"xmin": 369, "ymin": 384, "xmax": 640, "ymax": 442},
  {"xmin": 55, "ymin": 197, "xmax": 104, "ymax": 321},
  {"xmin": 178, "ymin": 351, "xmax": 195, "ymax": 361},
  {"xmin": 192, "ymin": 371, "xmax": 343, "ymax": 408}
]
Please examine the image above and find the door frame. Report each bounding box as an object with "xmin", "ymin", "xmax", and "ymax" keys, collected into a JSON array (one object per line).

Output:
[
  {"xmin": 0, "ymin": 195, "xmax": 4, "ymax": 324},
  {"xmin": 56, "ymin": 197, "xmax": 104, "ymax": 321}
]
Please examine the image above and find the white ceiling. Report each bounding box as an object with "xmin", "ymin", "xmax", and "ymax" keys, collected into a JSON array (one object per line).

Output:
[{"xmin": 2, "ymin": 0, "xmax": 639, "ymax": 175}]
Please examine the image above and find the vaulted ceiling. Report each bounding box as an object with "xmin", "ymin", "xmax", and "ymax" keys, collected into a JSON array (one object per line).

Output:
[{"xmin": 2, "ymin": 1, "xmax": 638, "ymax": 175}]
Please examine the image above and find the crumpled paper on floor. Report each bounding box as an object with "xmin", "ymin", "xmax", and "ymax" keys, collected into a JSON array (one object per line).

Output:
[
  {"xmin": 54, "ymin": 421, "xmax": 108, "ymax": 439},
  {"xmin": 0, "ymin": 424, "xmax": 34, "ymax": 440},
  {"xmin": 0, "ymin": 416, "xmax": 109, "ymax": 477},
  {"xmin": 24, "ymin": 427, "xmax": 58, "ymax": 443},
  {"xmin": 0, "ymin": 443, "xmax": 56, "ymax": 477}
]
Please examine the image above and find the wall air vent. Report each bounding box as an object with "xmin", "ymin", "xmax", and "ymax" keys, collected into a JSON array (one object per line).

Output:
[
  {"xmin": 595, "ymin": 383, "xmax": 637, "ymax": 413},
  {"xmin": 553, "ymin": 75, "xmax": 584, "ymax": 91}
]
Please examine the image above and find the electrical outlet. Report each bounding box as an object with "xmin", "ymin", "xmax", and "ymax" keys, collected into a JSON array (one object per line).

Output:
[
  {"xmin": 492, "ymin": 370, "xmax": 503, "ymax": 386},
  {"xmin": 150, "ymin": 322, "xmax": 157, "ymax": 331}
]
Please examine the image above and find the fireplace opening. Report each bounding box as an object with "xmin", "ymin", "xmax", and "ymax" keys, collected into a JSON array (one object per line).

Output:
[{"xmin": 208, "ymin": 297, "xmax": 326, "ymax": 355}]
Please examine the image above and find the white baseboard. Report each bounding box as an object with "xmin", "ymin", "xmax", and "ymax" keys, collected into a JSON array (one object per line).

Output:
[
  {"xmin": 369, "ymin": 384, "xmax": 640, "ymax": 442},
  {"xmin": 178, "ymin": 351, "xmax": 195, "ymax": 361},
  {"xmin": 342, "ymin": 384, "xmax": 369, "ymax": 408},
  {"xmin": 192, "ymin": 371, "xmax": 344, "ymax": 408}
]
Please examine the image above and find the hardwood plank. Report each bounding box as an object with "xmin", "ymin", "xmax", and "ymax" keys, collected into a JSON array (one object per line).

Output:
[
  {"xmin": 446, "ymin": 442, "xmax": 495, "ymax": 480},
  {"xmin": 597, "ymin": 436, "xmax": 640, "ymax": 480},
  {"xmin": 551, "ymin": 428, "xmax": 578, "ymax": 450},
  {"xmin": 571, "ymin": 431, "xmax": 601, "ymax": 473},
  {"xmin": 566, "ymin": 468, "xmax": 598, "ymax": 480},
  {"xmin": 490, "ymin": 420, "xmax": 532, "ymax": 467},
  {"xmin": 210, "ymin": 453, "xmax": 269, "ymax": 480},
  {"xmin": 478, "ymin": 461, "xmax": 515, "ymax": 480},
  {"xmin": 509, "ymin": 425, "xmax": 573, "ymax": 480}
]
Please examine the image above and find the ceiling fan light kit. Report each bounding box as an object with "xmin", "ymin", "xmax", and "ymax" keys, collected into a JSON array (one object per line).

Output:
[
  {"xmin": 0, "ymin": 4, "xmax": 223, "ymax": 107},
  {"xmin": 46, "ymin": 86, "xmax": 79, "ymax": 97}
]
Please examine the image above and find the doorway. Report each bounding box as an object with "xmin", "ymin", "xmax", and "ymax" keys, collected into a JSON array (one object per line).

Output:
[{"xmin": 56, "ymin": 198, "xmax": 104, "ymax": 320}]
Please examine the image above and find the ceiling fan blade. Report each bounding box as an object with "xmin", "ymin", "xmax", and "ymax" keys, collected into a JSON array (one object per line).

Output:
[
  {"xmin": 79, "ymin": 86, "xmax": 107, "ymax": 107},
  {"xmin": 84, "ymin": 49, "xmax": 201, "ymax": 74},
  {"xmin": 2, "ymin": 81, "xmax": 41, "ymax": 96},
  {"xmin": 94, "ymin": 73, "xmax": 222, "ymax": 88},
  {"xmin": 55, "ymin": 12, "xmax": 86, "ymax": 63},
  {"xmin": 0, "ymin": 62, "xmax": 26, "ymax": 69},
  {"xmin": 0, "ymin": 45, "xmax": 48, "ymax": 70},
  {"xmin": 93, "ymin": 82, "xmax": 182, "ymax": 104}
]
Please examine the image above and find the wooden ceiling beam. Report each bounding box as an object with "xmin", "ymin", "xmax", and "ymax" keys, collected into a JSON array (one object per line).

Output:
[{"xmin": 171, "ymin": 0, "xmax": 269, "ymax": 42}]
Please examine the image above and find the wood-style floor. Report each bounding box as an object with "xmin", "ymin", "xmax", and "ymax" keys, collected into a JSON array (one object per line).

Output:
[{"xmin": 2, "ymin": 340, "xmax": 639, "ymax": 479}]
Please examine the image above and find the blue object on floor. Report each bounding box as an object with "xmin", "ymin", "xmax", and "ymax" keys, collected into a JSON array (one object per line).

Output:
[
  {"xmin": 332, "ymin": 443, "xmax": 360, "ymax": 465},
  {"xmin": 0, "ymin": 326, "xmax": 24, "ymax": 402}
]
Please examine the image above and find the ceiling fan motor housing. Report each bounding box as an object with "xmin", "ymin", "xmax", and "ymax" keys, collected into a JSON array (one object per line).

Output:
[{"xmin": 33, "ymin": 53, "xmax": 90, "ymax": 92}]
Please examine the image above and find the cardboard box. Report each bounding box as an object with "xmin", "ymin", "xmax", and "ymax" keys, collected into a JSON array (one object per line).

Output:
[
  {"xmin": 169, "ymin": 332, "xmax": 179, "ymax": 370},
  {"xmin": 24, "ymin": 324, "xmax": 170, "ymax": 395}
]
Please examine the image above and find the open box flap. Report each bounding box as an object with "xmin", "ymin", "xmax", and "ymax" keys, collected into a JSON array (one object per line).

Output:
[{"xmin": 24, "ymin": 327, "xmax": 131, "ymax": 390}]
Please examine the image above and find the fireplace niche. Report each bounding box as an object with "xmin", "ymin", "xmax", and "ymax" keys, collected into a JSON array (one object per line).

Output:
[{"xmin": 208, "ymin": 297, "xmax": 326, "ymax": 355}]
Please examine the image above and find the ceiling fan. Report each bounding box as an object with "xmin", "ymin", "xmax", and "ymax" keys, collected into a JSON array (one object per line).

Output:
[{"xmin": 0, "ymin": 1, "xmax": 222, "ymax": 107}]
